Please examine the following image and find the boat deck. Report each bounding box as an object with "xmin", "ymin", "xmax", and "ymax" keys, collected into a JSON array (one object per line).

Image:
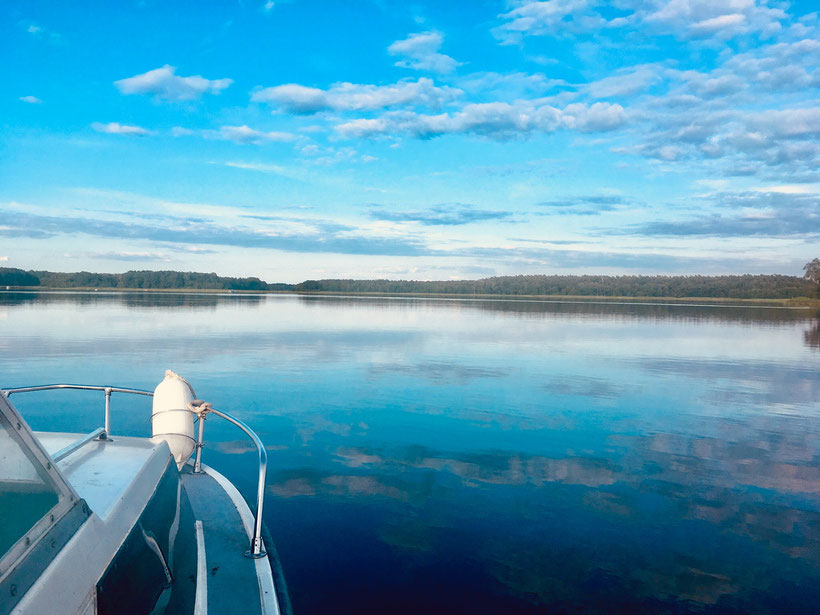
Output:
[
  {"xmin": 33, "ymin": 434, "xmax": 278, "ymax": 615},
  {"xmin": 36, "ymin": 432, "xmax": 162, "ymax": 520},
  {"xmin": 180, "ymin": 466, "xmax": 277, "ymax": 615}
]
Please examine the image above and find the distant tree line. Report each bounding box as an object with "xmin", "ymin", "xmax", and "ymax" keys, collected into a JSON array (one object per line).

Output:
[
  {"xmin": 1, "ymin": 267, "xmax": 817, "ymax": 299},
  {"xmin": 0, "ymin": 268, "xmax": 274, "ymax": 291},
  {"xmin": 292, "ymin": 274, "xmax": 816, "ymax": 299},
  {"xmin": 0, "ymin": 268, "xmax": 39, "ymax": 286}
]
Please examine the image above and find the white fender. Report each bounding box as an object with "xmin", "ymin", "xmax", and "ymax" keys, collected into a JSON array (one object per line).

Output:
[{"xmin": 151, "ymin": 370, "xmax": 196, "ymax": 470}]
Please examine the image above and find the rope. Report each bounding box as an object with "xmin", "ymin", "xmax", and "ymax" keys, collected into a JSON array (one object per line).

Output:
[{"xmin": 188, "ymin": 399, "xmax": 213, "ymax": 417}]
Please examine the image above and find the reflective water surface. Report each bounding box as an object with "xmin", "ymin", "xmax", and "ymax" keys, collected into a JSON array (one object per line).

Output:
[{"xmin": 2, "ymin": 291, "xmax": 818, "ymax": 614}]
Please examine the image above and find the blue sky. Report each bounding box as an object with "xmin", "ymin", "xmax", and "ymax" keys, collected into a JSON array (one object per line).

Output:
[{"xmin": 2, "ymin": 0, "xmax": 818, "ymax": 281}]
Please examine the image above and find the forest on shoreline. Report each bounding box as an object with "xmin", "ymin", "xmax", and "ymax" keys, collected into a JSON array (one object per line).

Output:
[{"xmin": 1, "ymin": 267, "xmax": 817, "ymax": 300}]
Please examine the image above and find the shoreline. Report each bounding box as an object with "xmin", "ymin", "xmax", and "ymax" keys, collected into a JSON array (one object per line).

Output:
[{"xmin": 3, "ymin": 287, "xmax": 818, "ymax": 308}]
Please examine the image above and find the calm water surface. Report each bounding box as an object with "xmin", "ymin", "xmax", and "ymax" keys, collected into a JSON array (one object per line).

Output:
[{"xmin": 2, "ymin": 291, "xmax": 819, "ymax": 614}]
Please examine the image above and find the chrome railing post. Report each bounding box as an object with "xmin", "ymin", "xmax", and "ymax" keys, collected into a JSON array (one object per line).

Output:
[
  {"xmin": 209, "ymin": 408, "xmax": 267, "ymax": 558},
  {"xmin": 251, "ymin": 444, "xmax": 268, "ymax": 557},
  {"xmin": 103, "ymin": 388, "xmax": 112, "ymax": 439},
  {"xmin": 193, "ymin": 412, "xmax": 205, "ymax": 474}
]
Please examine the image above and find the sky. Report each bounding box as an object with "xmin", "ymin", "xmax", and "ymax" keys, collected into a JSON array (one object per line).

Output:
[{"xmin": 2, "ymin": 0, "xmax": 819, "ymax": 282}]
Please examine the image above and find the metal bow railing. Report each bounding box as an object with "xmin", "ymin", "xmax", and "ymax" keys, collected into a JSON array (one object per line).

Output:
[{"xmin": 1, "ymin": 383, "xmax": 268, "ymax": 557}]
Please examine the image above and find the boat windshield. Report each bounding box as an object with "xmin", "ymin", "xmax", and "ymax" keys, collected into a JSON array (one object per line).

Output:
[{"xmin": 0, "ymin": 416, "xmax": 60, "ymax": 558}]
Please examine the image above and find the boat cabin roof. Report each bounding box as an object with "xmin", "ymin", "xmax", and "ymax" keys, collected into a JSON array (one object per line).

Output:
[{"xmin": 36, "ymin": 432, "xmax": 164, "ymax": 521}]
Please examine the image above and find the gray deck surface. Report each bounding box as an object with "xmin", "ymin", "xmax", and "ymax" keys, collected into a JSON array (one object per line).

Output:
[
  {"xmin": 37, "ymin": 432, "xmax": 161, "ymax": 520},
  {"xmin": 180, "ymin": 470, "xmax": 262, "ymax": 615}
]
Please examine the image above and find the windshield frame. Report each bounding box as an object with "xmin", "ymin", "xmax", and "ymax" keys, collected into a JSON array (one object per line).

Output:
[{"xmin": 0, "ymin": 392, "xmax": 83, "ymax": 584}]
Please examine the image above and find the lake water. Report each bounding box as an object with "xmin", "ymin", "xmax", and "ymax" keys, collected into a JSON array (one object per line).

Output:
[{"xmin": 2, "ymin": 291, "xmax": 819, "ymax": 614}]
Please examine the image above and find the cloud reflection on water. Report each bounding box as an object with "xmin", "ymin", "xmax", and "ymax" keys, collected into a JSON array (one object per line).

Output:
[
  {"xmin": 5, "ymin": 291, "xmax": 819, "ymax": 613},
  {"xmin": 369, "ymin": 361, "xmax": 509, "ymax": 384},
  {"xmin": 637, "ymin": 358, "xmax": 820, "ymax": 407},
  {"xmin": 265, "ymin": 415, "xmax": 820, "ymax": 610}
]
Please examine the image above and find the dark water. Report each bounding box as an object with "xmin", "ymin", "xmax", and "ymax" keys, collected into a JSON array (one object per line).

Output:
[{"xmin": 2, "ymin": 291, "xmax": 819, "ymax": 614}]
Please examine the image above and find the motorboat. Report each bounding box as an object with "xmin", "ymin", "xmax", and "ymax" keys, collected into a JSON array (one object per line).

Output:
[{"xmin": 0, "ymin": 370, "xmax": 292, "ymax": 615}]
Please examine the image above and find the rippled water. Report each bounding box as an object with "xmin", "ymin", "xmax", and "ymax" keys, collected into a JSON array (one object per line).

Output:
[{"xmin": 2, "ymin": 291, "xmax": 819, "ymax": 614}]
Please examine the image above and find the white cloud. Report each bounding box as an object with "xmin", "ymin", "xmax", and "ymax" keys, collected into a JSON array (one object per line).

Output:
[
  {"xmin": 23, "ymin": 21, "xmax": 60, "ymax": 41},
  {"xmin": 263, "ymin": 1, "xmax": 275, "ymax": 12},
  {"xmin": 388, "ymin": 31, "xmax": 461, "ymax": 74},
  {"xmin": 335, "ymin": 118, "xmax": 391, "ymax": 139},
  {"xmin": 494, "ymin": 0, "xmax": 592, "ymax": 42},
  {"xmin": 753, "ymin": 184, "xmax": 816, "ymax": 194},
  {"xmin": 745, "ymin": 108, "xmax": 820, "ymax": 141},
  {"xmin": 115, "ymin": 65, "xmax": 233, "ymax": 101},
  {"xmin": 19, "ymin": 95, "xmax": 43, "ymax": 104},
  {"xmin": 335, "ymin": 101, "xmax": 625, "ymax": 140},
  {"xmin": 628, "ymin": 100, "xmax": 820, "ymax": 182},
  {"xmin": 224, "ymin": 161, "xmax": 288, "ymax": 173},
  {"xmin": 643, "ymin": 0, "xmax": 786, "ymax": 39},
  {"xmin": 755, "ymin": 65, "xmax": 813, "ymax": 90},
  {"xmin": 171, "ymin": 126, "xmax": 195, "ymax": 137},
  {"xmin": 563, "ymin": 102, "xmax": 627, "ymax": 131},
  {"xmin": 691, "ymin": 13, "xmax": 746, "ymax": 33},
  {"xmin": 456, "ymin": 71, "xmax": 562, "ymax": 100},
  {"xmin": 672, "ymin": 70, "xmax": 745, "ymax": 97},
  {"xmin": 693, "ymin": 75, "xmax": 744, "ymax": 97},
  {"xmin": 297, "ymin": 144, "xmax": 359, "ymax": 165},
  {"xmin": 208, "ymin": 125, "xmax": 297, "ymax": 144},
  {"xmin": 587, "ymin": 65, "xmax": 661, "ymax": 98},
  {"xmin": 222, "ymin": 161, "xmax": 307, "ymax": 181},
  {"xmin": 252, "ymin": 78, "xmax": 461, "ymax": 114},
  {"xmin": 0, "ymin": 256, "xmax": 8, "ymax": 262},
  {"xmin": 443, "ymin": 102, "xmax": 563, "ymax": 138},
  {"xmin": 91, "ymin": 122, "xmax": 151, "ymax": 136},
  {"xmin": 494, "ymin": 0, "xmax": 787, "ymax": 42},
  {"xmin": 253, "ymin": 84, "xmax": 327, "ymax": 113},
  {"xmin": 725, "ymin": 39, "xmax": 820, "ymax": 92},
  {"xmin": 92, "ymin": 251, "xmax": 173, "ymax": 262},
  {"xmin": 695, "ymin": 179, "xmax": 730, "ymax": 190},
  {"xmin": 330, "ymin": 79, "xmax": 460, "ymax": 111},
  {"xmin": 604, "ymin": 11, "xmax": 813, "ymax": 180}
]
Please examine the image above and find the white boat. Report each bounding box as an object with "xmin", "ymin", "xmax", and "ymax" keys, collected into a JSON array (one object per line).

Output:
[{"xmin": 0, "ymin": 371, "xmax": 292, "ymax": 615}]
